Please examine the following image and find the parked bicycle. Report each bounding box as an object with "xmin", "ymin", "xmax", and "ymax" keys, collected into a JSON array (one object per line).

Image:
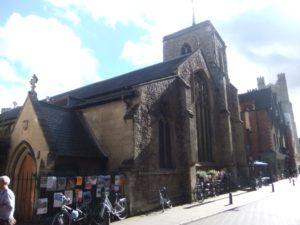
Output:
[
  {"xmin": 51, "ymin": 194, "xmax": 91, "ymax": 225},
  {"xmin": 214, "ymin": 179, "xmax": 226, "ymax": 196},
  {"xmin": 92, "ymin": 191, "xmax": 128, "ymax": 225},
  {"xmin": 159, "ymin": 186, "xmax": 172, "ymax": 212},
  {"xmin": 193, "ymin": 182, "xmax": 205, "ymax": 203}
]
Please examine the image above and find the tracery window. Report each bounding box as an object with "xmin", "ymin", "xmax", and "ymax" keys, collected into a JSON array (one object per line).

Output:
[
  {"xmin": 159, "ymin": 117, "xmax": 173, "ymax": 168},
  {"xmin": 195, "ymin": 76, "xmax": 212, "ymax": 162}
]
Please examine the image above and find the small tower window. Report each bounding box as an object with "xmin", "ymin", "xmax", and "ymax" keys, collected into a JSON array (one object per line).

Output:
[{"xmin": 181, "ymin": 43, "xmax": 192, "ymax": 55}]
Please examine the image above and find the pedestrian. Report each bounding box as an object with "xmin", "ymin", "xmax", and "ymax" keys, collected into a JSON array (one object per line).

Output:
[{"xmin": 0, "ymin": 176, "xmax": 16, "ymax": 225}]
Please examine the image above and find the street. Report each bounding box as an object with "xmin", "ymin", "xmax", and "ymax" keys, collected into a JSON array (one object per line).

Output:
[
  {"xmin": 112, "ymin": 178, "xmax": 299, "ymax": 225},
  {"xmin": 187, "ymin": 178, "xmax": 300, "ymax": 225}
]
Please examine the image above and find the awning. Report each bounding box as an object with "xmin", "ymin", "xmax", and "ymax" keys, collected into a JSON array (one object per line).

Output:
[{"xmin": 253, "ymin": 160, "xmax": 268, "ymax": 166}]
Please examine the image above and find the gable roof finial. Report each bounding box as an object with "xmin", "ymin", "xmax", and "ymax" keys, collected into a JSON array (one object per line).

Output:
[{"xmin": 29, "ymin": 74, "xmax": 38, "ymax": 99}]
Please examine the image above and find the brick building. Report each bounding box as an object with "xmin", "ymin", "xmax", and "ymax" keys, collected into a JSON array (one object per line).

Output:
[
  {"xmin": 239, "ymin": 74, "xmax": 298, "ymax": 180},
  {"xmin": 0, "ymin": 20, "xmax": 247, "ymax": 222}
]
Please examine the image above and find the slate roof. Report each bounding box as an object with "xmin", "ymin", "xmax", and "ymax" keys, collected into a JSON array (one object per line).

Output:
[
  {"xmin": 32, "ymin": 99, "xmax": 106, "ymax": 158},
  {"xmin": 50, "ymin": 54, "xmax": 189, "ymax": 103},
  {"xmin": 239, "ymin": 88, "xmax": 273, "ymax": 110},
  {"xmin": 1, "ymin": 54, "xmax": 191, "ymax": 159},
  {"xmin": 0, "ymin": 107, "xmax": 21, "ymax": 122}
]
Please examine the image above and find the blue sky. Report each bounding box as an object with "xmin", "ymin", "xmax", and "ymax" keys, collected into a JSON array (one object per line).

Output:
[{"xmin": 1, "ymin": 0, "xmax": 300, "ymax": 133}]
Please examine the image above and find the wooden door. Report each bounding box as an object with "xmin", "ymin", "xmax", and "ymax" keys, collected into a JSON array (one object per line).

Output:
[{"xmin": 15, "ymin": 154, "xmax": 36, "ymax": 222}]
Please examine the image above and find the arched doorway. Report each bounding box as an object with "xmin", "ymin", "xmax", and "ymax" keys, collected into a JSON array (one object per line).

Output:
[{"xmin": 15, "ymin": 154, "xmax": 36, "ymax": 222}]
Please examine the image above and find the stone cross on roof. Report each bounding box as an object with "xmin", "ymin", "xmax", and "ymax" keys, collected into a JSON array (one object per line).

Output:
[{"xmin": 30, "ymin": 74, "xmax": 38, "ymax": 92}]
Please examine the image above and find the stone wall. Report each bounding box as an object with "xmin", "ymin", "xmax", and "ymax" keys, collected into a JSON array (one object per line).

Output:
[
  {"xmin": 126, "ymin": 77, "xmax": 193, "ymax": 214},
  {"xmin": 81, "ymin": 101, "xmax": 134, "ymax": 172}
]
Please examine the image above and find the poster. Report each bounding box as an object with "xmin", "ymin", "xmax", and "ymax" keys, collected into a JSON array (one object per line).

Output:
[
  {"xmin": 89, "ymin": 176, "xmax": 97, "ymax": 185},
  {"xmin": 37, "ymin": 198, "xmax": 48, "ymax": 215},
  {"xmin": 113, "ymin": 184, "xmax": 120, "ymax": 192},
  {"xmin": 97, "ymin": 176, "xmax": 105, "ymax": 188},
  {"xmin": 115, "ymin": 175, "xmax": 121, "ymax": 185},
  {"xmin": 66, "ymin": 177, "xmax": 76, "ymax": 189},
  {"xmin": 82, "ymin": 191, "xmax": 92, "ymax": 204},
  {"xmin": 104, "ymin": 175, "xmax": 111, "ymax": 188},
  {"xmin": 64, "ymin": 190, "xmax": 73, "ymax": 205},
  {"xmin": 84, "ymin": 177, "xmax": 92, "ymax": 190},
  {"xmin": 76, "ymin": 176, "xmax": 83, "ymax": 186},
  {"xmin": 75, "ymin": 189, "xmax": 83, "ymax": 203},
  {"xmin": 47, "ymin": 176, "xmax": 57, "ymax": 191},
  {"xmin": 96, "ymin": 185, "xmax": 102, "ymax": 198},
  {"xmin": 57, "ymin": 177, "xmax": 67, "ymax": 191},
  {"xmin": 53, "ymin": 192, "xmax": 64, "ymax": 208},
  {"xmin": 40, "ymin": 177, "xmax": 47, "ymax": 188}
]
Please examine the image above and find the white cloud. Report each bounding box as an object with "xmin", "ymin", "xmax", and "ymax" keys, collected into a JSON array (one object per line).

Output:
[
  {"xmin": 0, "ymin": 13, "xmax": 100, "ymax": 109},
  {"xmin": 3, "ymin": 0, "xmax": 300, "ymax": 133},
  {"xmin": 63, "ymin": 9, "xmax": 81, "ymax": 25},
  {"xmin": 0, "ymin": 59, "xmax": 26, "ymax": 83}
]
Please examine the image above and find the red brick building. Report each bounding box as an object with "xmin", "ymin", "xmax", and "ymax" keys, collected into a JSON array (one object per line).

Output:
[{"xmin": 239, "ymin": 87, "xmax": 297, "ymax": 180}]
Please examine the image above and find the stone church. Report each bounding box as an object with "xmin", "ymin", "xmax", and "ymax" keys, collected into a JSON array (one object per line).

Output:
[{"xmin": 0, "ymin": 20, "xmax": 247, "ymax": 220}]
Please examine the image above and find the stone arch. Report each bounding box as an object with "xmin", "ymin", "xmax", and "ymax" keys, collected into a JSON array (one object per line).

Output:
[{"xmin": 8, "ymin": 141, "xmax": 37, "ymax": 222}]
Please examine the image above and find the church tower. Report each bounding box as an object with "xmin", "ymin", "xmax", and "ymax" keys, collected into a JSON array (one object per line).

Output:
[
  {"xmin": 163, "ymin": 20, "xmax": 228, "ymax": 77},
  {"xmin": 163, "ymin": 20, "xmax": 247, "ymax": 182}
]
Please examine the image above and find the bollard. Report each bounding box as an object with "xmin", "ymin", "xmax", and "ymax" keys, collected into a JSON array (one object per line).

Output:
[
  {"xmin": 229, "ymin": 192, "xmax": 233, "ymax": 205},
  {"xmin": 271, "ymin": 183, "xmax": 275, "ymax": 192}
]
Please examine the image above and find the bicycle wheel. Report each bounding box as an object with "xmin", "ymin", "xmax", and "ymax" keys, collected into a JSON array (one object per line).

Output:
[
  {"xmin": 51, "ymin": 211, "xmax": 71, "ymax": 225},
  {"xmin": 92, "ymin": 203, "xmax": 109, "ymax": 225},
  {"xmin": 164, "ymin": 198, "xmax": 172, "ymax": 209},
  {"xmin": 115, "ymin": 200, "xmax": 128, "ymax": 220},
  {"xmin": 77, "ymin": 205, "xmax": 91, "ymax": 225},
  {"xmin": 193, "ymin": 188, "xmax": 204, "ymax": 203}
]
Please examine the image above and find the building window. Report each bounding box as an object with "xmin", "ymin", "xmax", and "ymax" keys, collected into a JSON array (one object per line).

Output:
[
  {"xmin": 195, "ymin": 76, "xmax": 212, "ymax": 162},
  {"xmin": 181, "ymin": 43, "xmax": 192, "ymax": 55},
  {"xmin": 218, "ymin": 48, "xmax": 224, "ymax": 72},
  {"xmin": 159, "ymin": 118, "xmax": 173, "ymax": 168}
]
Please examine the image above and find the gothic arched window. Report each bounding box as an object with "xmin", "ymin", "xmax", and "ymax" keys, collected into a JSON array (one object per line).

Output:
[
  {"xmin": 181, "ymin": 43, "xmax": 192, "ymax": 55},
  {"xmin": 195, "ymin": 75, "xmax": 212, "ymax": 162},
  {"xmin": 158, "ymin": 118, "xmax": 173, "ymax": 168}
]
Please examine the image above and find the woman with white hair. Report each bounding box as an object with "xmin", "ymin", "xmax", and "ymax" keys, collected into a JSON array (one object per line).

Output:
[{"xmin": 0, "ymin": 176, "xmax": 16, "ymax": 225}]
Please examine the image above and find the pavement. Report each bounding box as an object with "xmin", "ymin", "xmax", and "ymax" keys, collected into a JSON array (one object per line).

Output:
[{"xmin": 112, "ymin": 178, "xmax": 298, "ymax": 225}]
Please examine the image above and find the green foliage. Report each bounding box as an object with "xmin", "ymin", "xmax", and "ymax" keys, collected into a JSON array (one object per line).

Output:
[
  {"xmin": 207, "ymin": 169, "xmax": 218, "ymax": 178},
  {"xmin": 196, "ymin": 170, "xmax": 207, "ymax": 179}
]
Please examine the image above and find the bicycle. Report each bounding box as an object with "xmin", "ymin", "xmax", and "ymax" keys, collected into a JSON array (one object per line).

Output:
[
  {"xmin": 159, "ymin": 187, "xmax": 172, "ymax": 212},
  {"xmin": 193, "ymin": 183, "xmax": 205, "ymax": 203},
  {"xmin": 51, "ymin": 194, "xmax": 91, "ymax": 225},
  {"xmin": 92, "ymin": 191, "xmax": 128, "ymax": 225}
]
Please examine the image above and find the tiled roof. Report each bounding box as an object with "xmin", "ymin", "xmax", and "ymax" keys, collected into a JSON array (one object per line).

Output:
[
  {"xmin": 32, "ymin": 99, "xmax": 106, "ymax": 158},
  {"xmin": 239, "ymin": 88, "xmax": 273, "ymax": 110},
  {"xmin": 50, "ymin": 54, "xmax": 189, "ymax": 103},
  {"xmin": 0, "ymin": 107, "xmax": 21, "ymax": 121},
  {"xmin": 1, "ymin": 54, "xmax": 190, "ymax": 159}
]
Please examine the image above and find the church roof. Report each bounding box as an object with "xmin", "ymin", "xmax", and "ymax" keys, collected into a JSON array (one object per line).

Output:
[
  {"xmin": 31, "ymin": 98, "xmax": 106, "ymax": 159},
  {"xmin": 0, "ymin": 107, "xmax": 21, "ymax": 122},
  {"xmin": 50, "ymin": 54, "xmax": 189, "ymax": 104},
  {"xmin": 1, "ymin": 54, "xmax": 191, "ymax": 160}
]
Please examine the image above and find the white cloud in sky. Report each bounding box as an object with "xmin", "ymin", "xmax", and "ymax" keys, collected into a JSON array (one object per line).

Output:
[
  {"xmin": 0, "ymin": 13, "xmax": 100, "ymax": 108},
  {"xmin": 62, "ymin": 9, "xmax": 81, "ymax": 25},
  {"xmin": 2, "ymin": 0, "xmax": 300, "ymax": 134}
]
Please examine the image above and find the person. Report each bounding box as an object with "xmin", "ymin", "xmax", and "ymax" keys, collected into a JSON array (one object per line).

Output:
[{"xmin": 0, "ymin": 176, "xmax": 16, "ymax": 225}]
